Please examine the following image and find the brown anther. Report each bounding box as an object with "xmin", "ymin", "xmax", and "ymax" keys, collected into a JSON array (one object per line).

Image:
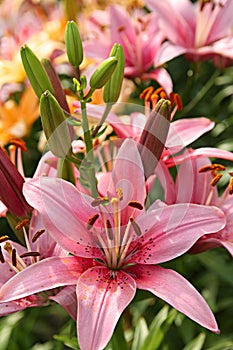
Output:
[
  {"xmin": 154, "ymin": 87, "xmax": 165, "ymax": 95},
  {"xmin": 130, "ymin": 217, "xmax": 142, "ymax": 236},
  {"xmin": 32, "ymin": 229, "xmax": 46, "ymax": 243},
  {"xmin": 210, "ymin": 173, "xmax": 223, "ymax": 186},
  {"xmin": 150, "ymin": 93, "xmax": 159, "ymax": 104},
  {"xmin": 0, "ymin": 247, "xmax": 5, "ymax": 263},
  {"xmin": 169, "ymin": 92, "xmax": 175, "ymax": 106},
  {"xmin": 212, "ymin": 164, "xmax": 226, "ymax": 171},
  {"xmin": 12, "ymin": 248, "xmax": 17, "ymax": 267},
  {"xmin": 20, "ymin": 251, "xmax": 40, "ymax": 258},
  {"xmin": 139, "ymin": 86, "xmax": 154, "ymax": 100},
  {"xmin": 200, "ymin": 0, "xmax": 210, "ymax": 11},
  {"xmin": 91, "ymin": 197, "xmax": 108, "ymax": 207},
  {"xmin": 174, "ymin": 93, "xmax": 183, "ymax": 111},
  {"xmin": 229, "ymin": 172, "xmax": 233, "ymax": 177},
  {"xmin": 160, "ymin": 91, "xmax": 167, "ymax": 99},
  {"xmin": 106, "ymin": 219, "xmax": 113, "ymax": 240},
  {"xmin": 87, "ymin": 214, "xmax": 99, "ymax": 229},
  {"xmin": 128, "ymin": 200, "xmax": 143, "ymax": 210},
  {"xmin": 199, "ymin": 163, "xmax": 226, "ymax": 173},
  {"xmin": 0, "ymin": 235, "xmax": 9, "ymax": 243},
  {"xmin": 118, "ymin": 25, "xmax": 125, "ymax": 32},
  {"xmin": 144, "ymin": 89, "xmax": 154, "ymax": 102},
  {"xmin": 228, "ymin": 178, "xmax": 233, "ymax": 195},
  {"xmin": 15, "ymin": 219, "xmax": 29, "ymax": 230},
  {"xmin": 9, "ymin": 138, "xmax": 27, "ymax": 152},
  {"xmin": 199, "ymin": 165, "xmax": 213, "ymax": 173}
]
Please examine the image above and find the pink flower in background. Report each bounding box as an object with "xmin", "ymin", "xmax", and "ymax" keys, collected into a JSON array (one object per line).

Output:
[
  {"xmin": 0, "ymin": 139, "xmax": 226, "ymax": 350},
  {"xmin": 84, "ymin": 5, "xmax": 183, "ymax": 92},
  {"xmin": 166, "ymin": 153, "xmax": 233, "ymax": 256},
  {"xmin": 145, "ymin": 0, "xmax": 233, "ymax": 63}
]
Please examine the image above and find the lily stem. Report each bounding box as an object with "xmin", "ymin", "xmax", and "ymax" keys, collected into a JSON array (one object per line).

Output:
[{"xmin": 80, "ymin": 99, "xmax": 98, "ymax": 197}]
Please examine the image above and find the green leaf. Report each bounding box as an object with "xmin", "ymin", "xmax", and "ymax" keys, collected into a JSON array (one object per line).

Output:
[
  {"xmin": 205, "ymin": 337, "xmax": 233, "ymax": 350},
  {"xmin": 53, "ymin": 335, "xmax": 80, "ymax": 349},
  {"xmin": 131, "ymin": 317, "xmax": 149, "ymax": 350},
  {"xmin": 109, "ymin": 317, "xmax": 129, "ymax": 350},
  {"xmin": 139, "ymin": 306, "xmax": 177, "ymax": 350},
  {"xmin": 0, "ymin": 313, "xmax": 24, "ymax": 350},
  {"xmin": 182, "ymin": 333, "xmax": 206, "ymax": 350},
  {"xmin": 197, "ymin": 250, "xmax": 233, "ymax": 287}
]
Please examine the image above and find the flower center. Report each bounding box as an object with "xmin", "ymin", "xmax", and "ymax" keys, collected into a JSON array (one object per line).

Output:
[
  {"xmin": 88, "ymin": 191, "xmax": 144, "ymax": 270},
  {"xmin": 0, "ymin": 222, "xmax": 45, "ymax": 274}
]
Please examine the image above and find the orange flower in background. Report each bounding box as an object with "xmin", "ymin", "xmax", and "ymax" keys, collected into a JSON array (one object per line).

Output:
[{"xmin": 0, "ymin": 87, "xmax": 39, "ymax": 146}]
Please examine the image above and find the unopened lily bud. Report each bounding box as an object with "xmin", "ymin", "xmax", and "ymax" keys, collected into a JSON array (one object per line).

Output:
[
  {"xmin": 0, "ymin": 148, "xmax": 31, "ymax": 217},
  {"xmin": 20, "ymin": 45, "xmax": 53, "ymax": 98},
  {"xmin": 139, "ymin": 99, "xmax": 171, "ymax": 178},
  {"xmin": 103, "ymin": 43, "xmax": 125, "ymax": 103},
  {"xmin": 65, "ymin": 20, "xmax": 83, "ymax": 68},
  {"xmin": 90, "ymin": 57, "xmax": 118, "ymax": 90},
  {"xmin": 40, "ymin": 91, "xmax": 72, "ymax": 158}
]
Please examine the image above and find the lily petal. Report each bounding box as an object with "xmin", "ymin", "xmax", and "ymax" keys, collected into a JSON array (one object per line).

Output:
[
  {"xmin": 166, "ymin": 117, "xmax": 215, "ymax": 151},
  {"xmin": 0, "ymin": 256, "xmax": 92, "ymax": 302},
  {"xmin": 0, "ymin": 297, "xmax": 43, "ymax": 316},
  {"xmin": 108, "ymin": 138, "xmax": 146, "ymax": 223},
  {"xmin": 23, "ymin": 177, "xmax": 103, "ymax": 259},
  {"xmin": 175, "ymin": 155, "xmax": 218, "ymax": 205},
  {"xmin": 128, "ymin": 264, "xmax": 219, "ymax": 333},
  {"xmin": 50, "ymin": 286, "xmax": 77, "ymax": 320},
  {"xmin": 77, "ymin": 266, "xmax": 136, "ymax": 350},
  {"xmin": 142, "ymin": 68, "xmax": 173, "ymax": 94},
  {"xmin": 131, "ymin": 204, "xmax": 225, "ymax": 264},
  {"xmin": 166, "ymin": 147, "xmax": 233, "ymax": 167}
]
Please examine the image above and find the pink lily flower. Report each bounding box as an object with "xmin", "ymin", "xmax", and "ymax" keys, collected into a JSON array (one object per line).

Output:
[
  {"xmin": 165, "ymin": 152, "xmax": 233, "ymax": 256},
  {"xmin": 84, "ymin": 5, "xmax": 182, "ymax": 92},
  {"xmin": 0, "ymin": 139, "xmax": 225, "ymax": 350},
  {"xmin": 0, "ymin": 209, "xmax": 70, "ymax": 316},
  {"xmin": 145, "ymin": 0, "xmax": 233, "ymax": 63}
]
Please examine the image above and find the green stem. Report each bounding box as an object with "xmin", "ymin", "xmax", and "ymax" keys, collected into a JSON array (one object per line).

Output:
[
  {"xmin": 181, "ymin": 70, "xmax": 220, "ymax": 115},
  {"xmin": 80, "ymin": 100, "xmax": 98, "ymax": 197},
  {"xmin": 92, "ymin": 103, "xmax": 113, "ymax": 138}
]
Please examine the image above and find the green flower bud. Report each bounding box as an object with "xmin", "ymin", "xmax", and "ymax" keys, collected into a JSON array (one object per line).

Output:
[
  {"xmin": 20, "ymin": 45, "xmax": 53, "ymax": 98},
  {"xmin": 40, "ymin": 91, "xmax": 72, "ymax": 158},
  {"xmin": 103, "ymin": 43, "xmax": 125, "ymax": 103},
  {"xmin": 89, "ymin": 57, "xmax": 118, "ymax": 90},
  {"xmin": 65, "ymin": 20, "xmax": 83, "ymax": 68}
]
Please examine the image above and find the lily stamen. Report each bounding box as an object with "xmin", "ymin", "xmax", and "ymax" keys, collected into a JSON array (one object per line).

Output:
[
  {"xmin": 15, "ymin": 219, "xmax": 29, "ymax": 231},
  {"xmin": 210, "ymin": 173, "xmax": 223, "ymax": 186},
  {"xmin": 199, "ymin": 163, "xmax": 226, "ymax": 173},
  {"xmin": 86, "ymin": 214, "xmax": 100, "ymax": 230},
  {"xmin": 0, "ymin": 235, "xmax": 10, "ymax": 243},
  {"xmin": 3, "ymin": 242, "xmax": 26, "ymax": 272},
  {"xmin": 0, "ymin": 246, "xmax": 5, "ymax": 263},
  {"xmin": 31, "ymin": 229, "xmax": 46, "ymax": 243},
  {"xmin": 228, "ymin": 177, "xmax": 233, "ymax": 195},
  {"xmin": 128, "ymin": 200, "xmax": 143, "ymax": 210},
  {"xmin": 20, "ymin": 252, "xmax": 40, "ymax": 258}
]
